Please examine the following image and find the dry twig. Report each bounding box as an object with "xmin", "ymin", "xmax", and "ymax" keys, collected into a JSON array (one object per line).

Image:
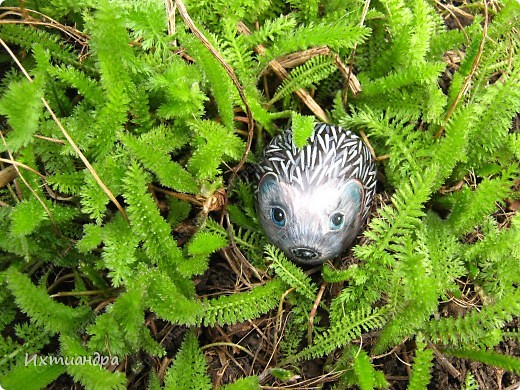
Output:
[
  {"xmin": 236, "ymin": 21, "xmax": 330, "ymax": 123},
  {"xmin": 428, "ymin": 341, "xmax": 462, "ymax": 379},
  {"xmin": 0, "ymin": 6, "xmax": 89, "ymax": 48},
  {"xmin": 0, "ymin": 165, "xmax": 17, "ymax": 188}
]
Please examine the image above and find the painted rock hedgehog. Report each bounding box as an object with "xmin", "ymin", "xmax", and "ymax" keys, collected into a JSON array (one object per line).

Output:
[{"xmin": 255, "ymin": 123, "xmax": 377, "ymax": 265}]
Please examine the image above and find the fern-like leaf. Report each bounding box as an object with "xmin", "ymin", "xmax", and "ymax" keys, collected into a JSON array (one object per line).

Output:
[
  {"xmin": 0, "ymin": 77, "xmax": 44, "ymax": 153},
  {"xmin": 180, "ymin": 229, "xmax": 229, "ymax": 277},
  {"xmin": 60, "ymin": 333, "xmax": 126, "ymax": 390},
  {"xmin": 0, "ymin": 24, "xmax": 80, "ymax": 67},
  {"xmin": 322, "ymin": 264, "xmax": 359, "ymax": 284},
  {"xmin": 9, "ymin": 198, "xmax": 48, "ymax": 237},
  {"xmin": 50, "ymin": 64, "xmax": 105, "ymax": 107},
  {"xmin": 408, "ymin": 342, "xmax": 434, "ymax": 390},
  {"xmin": 425, "ymin": 288, "xmax": 520, "ymax": 348},
  {"xmin": 200, "ymin": 279, "xmax": 285, "ymax": 326},
  {"xmin": 264, "ymin": 245, "xmax": 318, "ymax": 301},
  {"xmin": 0, "ymin": 363, "xmax": 65, "ymax": 390},
  {"xmin": 270, "ymin": 55, "xmax": 336, "ymax": 103},
  {"xmin": 355, "ymin": 166, "xmax": 438, "ymax": 265},
  {"xmin": 184, "ymin": 33, "xmax": 235, "ymax": 130},
  {"xmin": 291, "ymin": 112, "xmax": 316, "ymax": 148},
  {"xmin": 463, "ymin": 372, "xmax": 479, "ymax": 390},
  {"xmin": 5, "ymin": 267, "xmax": 90, "ymax": 335},
  {"xmin": 245, "ymin": 16, "xmax": 297, "ymax": 47},
  {"xmin": 164, "ymin": 331, "xmax": 212, "ymax": 390},
  {"xmin": 447, "ymin": 165, "xmax": 517, "ymax": 236},
  {"xmin": 148, "ymin": 56, "xmax": 207, "ymax": 121},
  {"xmin": 123, "ymin": 162, "xmax": 185, "ymax": 269},
  {"xmin": 88, "ymin": 271, "xmax": 164, "ymax": 357},
  {"xmin": 188, "ymin": 231, "xmax": 229, "ymax": 256},
  {"xmin": 120, "ymin": 128, "xmax": 198, "ymax": 194},
  {"xmin": 360, "ymin": 62, "xmax": 445, "ymax": 97},
  {"xmin": 146, "ymin": 268, "xmax": 201, "ymax": 326},
  {"xmin": 221, "ymin": 376, "xmax": 260, "ymax": 389},
  {"xmin": 353, "ymin": 350, "xmax": 380, "ymax": 390},
  {"xmin": 187, "ymin": 119, "xmax": 246, "ymax": 180},
  {"xmin": 442, "ymin": 348, "xmax": 520, "ymax": 375},
  {"xmin": 76, "ymin": 224, "xmax": 103, "ymax": 254},
  {"xmin": 293, "ymin": 307, "xmax": 386, "ymax": 361},
  {"xmin": 98, "ymin": 215, "xmax": 139, "ymax": 287},
  {"xmin": 87, "ymin": 0, "xmax": 137, "ymax": 159}
]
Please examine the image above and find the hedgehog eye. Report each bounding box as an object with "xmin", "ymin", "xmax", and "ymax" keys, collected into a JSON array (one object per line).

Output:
[
  {"xmin": 329, "ymin": 213, "xmax": 345, "ymax": 230},
  {"xmin": 271, "ymin": 207, "xmax": 286, "ymax": 227}
]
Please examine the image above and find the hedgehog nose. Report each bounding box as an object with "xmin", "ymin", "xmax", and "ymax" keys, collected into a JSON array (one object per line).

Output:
[{"xmin": 292, "ymin": 247, "xmax": 319, "ymax": 260}]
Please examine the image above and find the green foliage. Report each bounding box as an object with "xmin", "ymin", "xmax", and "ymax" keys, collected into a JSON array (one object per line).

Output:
[
  {"xmin": 0, "ymin": 321, "xmax": 51, "ymax": 377},
  {"xmin": 120, "ymin": 126, "xmax": 198, "ymax": 193},
  {"xmin": 0, "ymin": 0, "xmax": 518, "ymax": 388},
  {"xmin": 184, "ymin": 228, "xmax": 229, "ymax": 275},
  {"xmin": 464, "ymin": 214, "xmax": 520, "ymax": 298},
  {"xmin": 373, "ymin": 236, "xmax": 438, "ymax": 354},
  {"xmin": 463, "ymin": 373, "xmax": 479, "ymax": 390},
  {"xmin": 0, "ymin": 23, "xmax": 79, "ymax": 66},
  {"xmin": 291, "ymin": 112, "xmax": 316, "ymax": 148},
  {"xmin": 221, "ymin": 376, "xmax": 260, "ymax": 390},
  {"xmin": 271, "ymin": 55, "xmax": 337, "ymax": 103},
  {"xmin": 188, "ymin": 119, "xmax": 246, "ymax": 180},
  {"xmin": 9, "ymin": 198, "xmax": 48, "ymax": 236},
  {"xmin": 200, "ymin": 279, "xmax": 285, "ymax": 326},
  {"xmin": 443, "ymin": 348, "xmax": 520, "ymax": 375},
  {"xmin": 5, "ymin": 267, "xmax": 90, "ymax": 335},
  {"xmin": 343, "ymin": 167, "xmax": 439, "ymax": 315},
  {"xmin": 145, "ymin": 268, "xmax": 202, "ymax": 326},
  {"xmin": 0, "ymin": 363, "xmax": 66, "ymax": 390},
  {"xmin": 122, "ymin": 162, "xmax": 184, "ymax": 270},
  {"xmin": 292, "ymin": 307, "xmax": 386, "ymax": 361},
  {"xmin": 265, "ymin": 244, "xmax": 317, "ymax": 301},
  {"xmin": 87, "ymin": 0, "xmax": 136, "ymax": 159},
  {"xmin": 183, "ymin": 33, "xmax": 235, "ymax": 130},
  {"xmin": 263, "ymin": 23, "xmax": 370, "ymax": 63},
  {"xmin": 49, "ymin": 64, "xmax": 104, "ymax": 107},
  {"xmin": 188, "ymin": 231, "xmax": 229, "ymax": 256},
  {"xmin": 148, "ymin": 56, "xmax": 208, "ymax": 121},
  {"xmin": 99, "ymin": 215, "xmax": 139, "ymax": 286},
  {"xmin": 60, "ymin": 333, "xmax": 126, "ymax": 390},
  {"xmin": 331, "ymin": 345, "xmax": 387, "ymax": 389},
  {"xmin": 244, "ymin": 16, "xmax": 297, "ymax": 48},
  {"xmin": 0, "ymin": 76, "xmax": 44, "ymax": 153},
  {"xmin": 352, "ymin": 350, "xmax": 386, "ymax": 390},
  {"xmin": 425, "ymin": 288, "xmax": 520, "ymax": 348},
  {"xmin": 446, "ymin": 166, "xmax": 517, "ymax": 236},
  {"xmin": 88, "ymin": 272, "xmax": 164, "ymax": 357},
  {"xmin": 408, "ymin": 342, "xmax": 434, "ymax": 390},
  {"xmin": 76, "ymin": 224, "xmax": 103, "ymax": 253},
  {"xmin": 321, "ymin": 263, "xmax": 360, "ymax": 283},
  {"xmin": 206, "ymin": 216, "xmax": 266, "ymax": 266},
  {"xmin": 164, "ymin": 332, "xmax": 212, "ymax": 390}
]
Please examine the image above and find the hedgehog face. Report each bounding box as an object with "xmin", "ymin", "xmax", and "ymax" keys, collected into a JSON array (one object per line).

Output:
[{"xmin": 257, "ymin": 173, "xmax": 364, "ymax": 265}]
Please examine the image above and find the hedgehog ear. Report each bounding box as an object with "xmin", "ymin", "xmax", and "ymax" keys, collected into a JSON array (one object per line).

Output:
[
  {"xmin": 341, "ymin": 180, "xmax": 364, "ymax": 214},
  {"xmin": 259, "ymin": 173, "xmax": 279, "ymax": 196}
]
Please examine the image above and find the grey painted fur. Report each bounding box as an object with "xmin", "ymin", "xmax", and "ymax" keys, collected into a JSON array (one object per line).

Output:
[{"xmin": 255, "ymin": 123, "xmax": 377, "ymax": 264}]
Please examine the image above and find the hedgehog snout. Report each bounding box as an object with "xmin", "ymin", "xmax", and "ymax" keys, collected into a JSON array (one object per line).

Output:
[{"xmin": 291, "ymin": 247, "xmax": 320, "ymax": 261}]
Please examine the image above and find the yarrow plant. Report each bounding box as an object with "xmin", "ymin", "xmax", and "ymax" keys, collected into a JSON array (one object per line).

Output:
[{"xmin": 0, "ymin": 0, "xmax": 519, "ymax": 388}]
